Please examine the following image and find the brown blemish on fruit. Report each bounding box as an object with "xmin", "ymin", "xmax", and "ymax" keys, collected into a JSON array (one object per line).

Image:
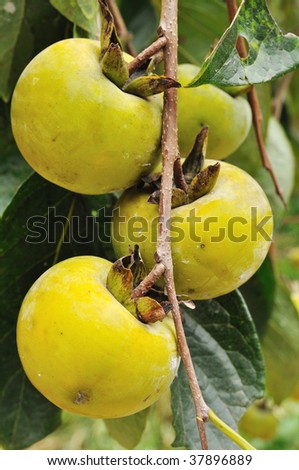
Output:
[
  {"xmin": 73, "ymin": 391, "xmax": 90, "ymax": 405},
  {"xmin": 143, "ymin": 394, "xmax": 152, "ymax": 402}
]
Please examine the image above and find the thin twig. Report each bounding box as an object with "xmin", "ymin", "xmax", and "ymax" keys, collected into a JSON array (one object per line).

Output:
[
  {"xmin": 209, "ymin": 410, "xmax": 256, "ymax": 450},
  {"xmin": 226, "ymin": 0, "xmax": 244, "ymax": 52},
  {"xmin": 281, "ymin": 215, "xmax": 299, "ymax": 225},
  {"xmin": 131, "ymin": 263, "xmax": 165, "ymax": 299},
  {"xmin": 226, "ymin": 0, "xmax": 286, "ymax": 207},
  {"xmin": 106, "ymin": 0, "xmax": 136, "ymax": 56},
  {"xmin": 128, "ymin": 36, "xmax": 167, "ymax": 75},
  {"xmin": 248, "ymin": 89, "xmax": 286, "ymax": 206}
]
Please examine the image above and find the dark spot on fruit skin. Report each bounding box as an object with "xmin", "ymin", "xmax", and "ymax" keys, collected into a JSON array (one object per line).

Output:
[
  {"xmin": 143, "ymin": 394, "xmax": 152, "ymax": 402},
  {"xmin": 200, "ymin": 244, "xmax": 205, "ymax": 249},
  {"xmin": 74, "ymin": 391, "xmax": 90, "ymax": 405},
  {"xmin": 188, "ymin": 288, "xmax": 195, "ymax": 295}
]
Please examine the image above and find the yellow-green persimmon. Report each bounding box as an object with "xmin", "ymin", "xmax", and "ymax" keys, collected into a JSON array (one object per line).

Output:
[
  {"xmin": 11, "ymin": 38, "xmax": 162, "ymax": 194},
  {"xmin": 17, "ymin": 256, "xmax": 179, "ymax": 418},
  {"xmin": 177, "ymin": 64, "xmax": 252, "ymax": 159},
  {"xmin": 239, "ymin": 403, "xmax": 278, "ymax": 440},
  {"xmin": 112, "ymin": 160, "xmax": 273, "ymax": 300},
  {"xmin": 291, "ymin": 292, "xmax": 299, "ymax": 316}
]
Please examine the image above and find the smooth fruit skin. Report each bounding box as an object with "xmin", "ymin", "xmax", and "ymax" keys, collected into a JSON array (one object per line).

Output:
[
  {"xmin": 291, "ymin": 292, "xmax": 299, "ymax": 316},
  {"xmin": 238, "ymin": 404, "xmax": 278, "ymax": 440},
  {"xmin": 112, "ymin": 161, "xmax": 273, "ymax": 300},
  {"xmin": 11, "ymin": 38, "xmax": 162, "ymax": 195},
  {"xmin": 17, "ymin": 256, "xmax": 179, "ymax": 419},
  {"xmin": 177, "ymin": 64, "xmax": 252, "ymax": 159}
]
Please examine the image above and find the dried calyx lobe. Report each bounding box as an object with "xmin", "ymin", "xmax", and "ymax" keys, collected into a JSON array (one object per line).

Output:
[
  {"xmin": 146, "ymin": 127, "xmax": 221, "ymax": 209},
  {"xmin": 106, "ymin": 245, "xmax": 171, "ymax": 323},
  {"xmin": 99, "ymin": 0, "xmax": 180, "ymax": 98}
]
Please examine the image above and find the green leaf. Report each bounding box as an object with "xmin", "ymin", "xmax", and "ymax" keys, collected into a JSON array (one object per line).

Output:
[
  {"xmin": 119, "ymin": 0, "xmax": 158, "ymax": 53},
  {"xmin": 0, "ymin": 152, "xmax": 32, "ymax": 215},
  {"xmin": 189, "ymin": 0, "xmax": 299, "ymax": 88},
  {"xmin": 0, "ymin": 373, "xmax": 61, "ymax": 450},
  {"xmin": 240, "ymin": 256, "xmax": 276, "ymax": 338},
  {"xmin": 50, "ymin": 0, "xmax": 100, "ymax": 37},
  {"xmin": 228, "ymin": 117, "xmax": 295, "ymax": 221},
  {"xmin": 104, "ymin": 408, "xmax": 149, "ymax": 449},
  {"xmin": 77, "ymin": 0, "xmax": 98, "ymax": 20},
  {"xmin": 0, "ymin": 0, "xmax": 25, "ymax": 100},
  {"xmin": 151, "ymin": 0, "xmax": 228, "ymax": 65},
  {"xmin": 178, "ymin": 0, "xmax": 228, "ymax": 65},
  {"xmin": 2, "ymin": 13, "xmax": 34, "ymax": 102},
  {"xmin": 262, "ymin": 282, "xmax": 299, "ymax": 403},
  {"xmin": 0, "ymin": 102, "xmax": 32, "ymax": 215},
  {"xmin": 275, "ymin": 194, "xmax": 299, "ymax": 284},
  {"xmin": 289, "ymin": 69, "xmax": 299, "ymax": 115},
  {"xmin": 25, "ymin": 0, "xmax": 70, "ymax": 56},
  {"xmin": 226, "ymin": 83, "xmax": 271, "ymax": 173},
  {"xmin": 0, "ymin": 173, "xmax": 116, "ymax": 448},
  {"xmin": 0, "ymin": 0, "xmax": 70, "ymax": 101},
  {"xmin": 171, "ymin": 290, "xmax": 264, "ymax": 450},
  {"xmin": 255, "ymin": 117, "xmax": 295, "ymax": 220}
]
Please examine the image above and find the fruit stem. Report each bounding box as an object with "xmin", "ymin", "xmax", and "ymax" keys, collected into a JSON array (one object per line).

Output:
[
  {"xmin": 128, "ymin": 37, "xmax": 167, "ymax": 75},
  {"xmin": 105, "ymin": 0, "xmax": 136, "ymax": 56},
  {"xmin": 208, "ymin": 409, "xmax": 256, "ymax": 451},
  {"xmin": 225, "ymin": 0, "xmax": 286, "ymax": 208}
]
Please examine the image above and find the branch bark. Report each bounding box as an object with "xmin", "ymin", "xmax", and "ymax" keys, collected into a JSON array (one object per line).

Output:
[
  {"xmin": 131, "ymin": 263, "xmax": 165, "ymax": 299},
  {"xmin": 128, "ymin": 37, "xmax": 167, "ymax": 75},
  {"xmin": 226, "ymin": 0, "xmax": 286, "ymax": 207},
  {"xmin": 157, "ymin": 0, "xmax": 209, "ymax": 449},
  {"xmin": 107, "ymin": 0, "xmax": 210, "ymax": 449},
  {"xmin": 247, "ymin": 88, "xmax": 286, "ymax": 207},
  {"xmin": 130, "ymin": 0, "xmax": 210, "ymax": 450}
]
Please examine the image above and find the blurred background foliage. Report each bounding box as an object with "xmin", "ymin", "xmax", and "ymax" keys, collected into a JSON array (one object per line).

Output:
[{"xmin": 0, "ymin": 0, "xmax": 299, "ymax": 450}]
